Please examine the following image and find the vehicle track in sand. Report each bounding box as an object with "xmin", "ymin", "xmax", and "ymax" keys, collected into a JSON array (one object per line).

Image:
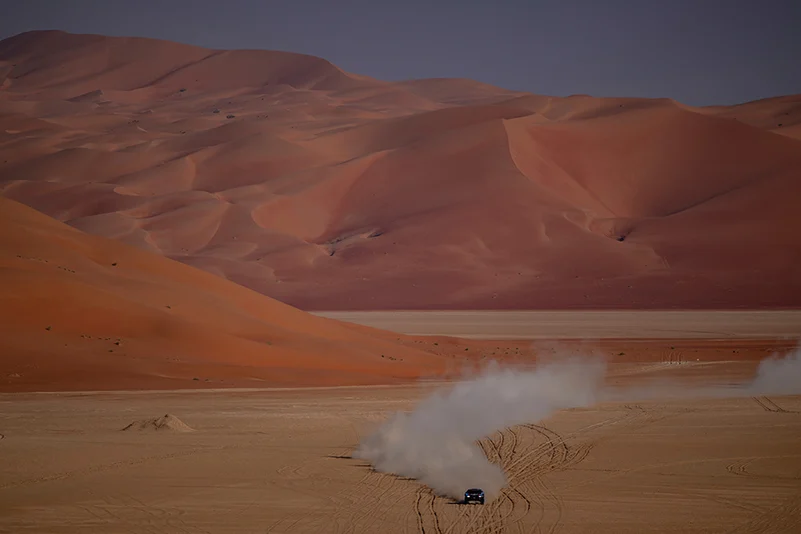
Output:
[
  {"xmin": 268, "ymin": 398, "xmax": 798, "ymax": 533},
  {"xmin": 4, "ymin": 387, "xmax": 799, "ymax": 532},
  {"xmin": 727, "ymin": 493, "xmax": 801, "ymax": 534},
  {"xmin": 752, "ymin": 396, "xmax": 791, "ymax": 413},
  {"xmin": 83, "ymin": 491, "xmax": 198, "ymax": 534},
  {"xmin": 327, "ymin": 466, "xmax": 418, "ymax": 534},
  {"xmin": 725, "ymin": 455, "xmax": 801, "ymax": 482},
  {"xmin": 0, "ymin": 445, "xmax": 231, "ymax": 490},
  {"xmin": 267, "ymin": 444, "xmax": 419, "ymax": 533},
  {"xmin": 411, "ymin": 405, "xmax": 657, "ymax": 533}
]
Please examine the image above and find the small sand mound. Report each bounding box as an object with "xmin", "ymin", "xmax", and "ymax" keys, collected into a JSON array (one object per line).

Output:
[{"xmin": 121, "ymin": 414, "xmax": 194, "ymax": 432}]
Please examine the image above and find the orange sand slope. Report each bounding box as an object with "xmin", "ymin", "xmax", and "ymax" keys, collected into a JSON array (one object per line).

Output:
[
  {"xmin": 1, "ymin": 30, "xmax": 800, "ymax": 310},
  {"xmin": 0, "ymin": 197, "xmax": 456, "ymax": 392}
]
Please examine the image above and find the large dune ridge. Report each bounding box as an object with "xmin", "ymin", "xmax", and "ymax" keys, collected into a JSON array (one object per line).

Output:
[
  {"xmin": 0, "ymin": 196, "xmax": 464, "ymax": 392},
  {"xmin": 1, "ymin": 30, "xmax": 800, "ymax": 310}
]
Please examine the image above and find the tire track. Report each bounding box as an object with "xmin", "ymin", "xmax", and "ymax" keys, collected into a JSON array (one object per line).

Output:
[
  {"xmin": 413, "ymin": 486, "xmax": 445, "ymax": 534},
  {"xmin": 362, "ymin": 478, "xmax": 420, "ymax": 534},
  {"xmin": 475, "ymin": 491, "xmax": 516, "ymax": 534},
  {"xmin": 427, "ymin": 486, "xmax": 443, "ymax": 534},
  {"xmin": 753, "ymin": 396, "xmax": 789, "ymax": 413},
  {"xmin": 410, "ymin": 400, "xmax": 790, "ymax": 533},
  {"xmin": 471, "ymin": 424, "xmax": 570, "ymax": 534},
  {"xmin": 517, "ymin": 425, "xmax": 566, "ymax": 534},
  {"xmin": 547, "ymin": 404, "xmax": 701, "ymax": 497},
  {"xmin": 412, "ymin": 404, "xmax": 674, "ymax": 533},
  {"xmin": 455, "ymin": 439, "xmax": 499, "ymax": 534},
  {"xmin": 337, "ymin": 472, "xmax": 394, "ymax": 533},
  {"xmin": 726, "ymin": 455, "xmax": 801, "ymax": 482},
  {"xmin": 0, "ymin": 445, "xmax": 227, "ymax": 490},
  {"xmin": 414, "ymin": 487, "xmax": 427, "ymax": 533},
  {"xmin": 501, "ymin": 406, "xmax": 658, "ymax": 533},
  {"xmin": 727, "ymin": 493, "xmax": 801, "ymax": 534},
  {"xmin": 76, "ymin": 501, "xmax": 142, "ymax": 534},
  {"xmin": 726, "ymin": 458, "xmax": 754, "ymax": 477},
  {"xmin": 506, "ymin": 405, "xmax": 647, "ymax": 478},
  {"xmin": 498, "ymin": 429, "xmax": 533, "ymax": 534},
  {"xmin": 434, "ymin": 431, "xmax": 516, "ymax": 534},
  {"xmin": 331, "ymin": 469, "xmax": 412, "ymax": 534},
  {"xmin": 419, "ymin": 412, "xmax": 604, "ymax": 534},
  {"xmin": 680, "ymin": 487, "xmax": 766, "ymax": 516},
  {"xmin": 96, "ymin": 492, "xmax": 198, "ymax": 534},
  {"xmin": 481, "ymin": 428, "xmax": 531, "ymax": 534},
  {"xmin": 276, "ymin": 452, "xmax": 413, "ymax": 534}
]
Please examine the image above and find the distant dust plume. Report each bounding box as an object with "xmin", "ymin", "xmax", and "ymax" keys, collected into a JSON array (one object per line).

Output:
[{"xmin": 746, "ymin": 345, "xmax": 801, "ymax": 396}]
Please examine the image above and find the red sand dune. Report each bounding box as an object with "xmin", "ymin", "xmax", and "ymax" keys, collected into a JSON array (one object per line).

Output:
[
  {"xmin": 0, "ymin": 196, "xmax": 458, "ymax": 391},
  {"xmin": 1, "ymin": 197, "xmax": 792, "ymax": 393},
  {"xmin": 700, "ymin": 93, "xmax": 801, "ymax": 141},
  {"xmin": 1, "ymin": 30, "xmax": 800, "ymax": 310}
]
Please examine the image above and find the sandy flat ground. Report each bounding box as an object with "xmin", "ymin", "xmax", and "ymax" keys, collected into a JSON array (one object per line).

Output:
[
  {"xmin": 1, "ymin": 362, "xmax": 799, "ymax": 533},
  {"xmin": 313, "ymin": 310, "xmax": 801, "ymax": 339}
]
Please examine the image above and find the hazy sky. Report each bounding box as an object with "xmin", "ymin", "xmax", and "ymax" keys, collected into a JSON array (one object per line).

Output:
[{"xmin": 1, "ymin": 0, "xmax": 799, "ymax": 106}]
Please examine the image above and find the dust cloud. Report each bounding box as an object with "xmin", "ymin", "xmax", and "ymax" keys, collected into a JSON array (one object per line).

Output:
[
  {"xmin": 747, "ymin": 345, "xmax": 801, "ymax": 395},
  {"xmin": 354, "ymin": 344, "xmax": 801, "ymax": 502},
  {"xmin": 354, "ymin": 356, "xmax": 606, "ymax": 501}
]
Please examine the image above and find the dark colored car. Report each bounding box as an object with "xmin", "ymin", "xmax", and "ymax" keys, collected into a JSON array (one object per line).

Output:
[{"xmin": 464, "ymin": 488, "xmax": 485, "ymax": 504}]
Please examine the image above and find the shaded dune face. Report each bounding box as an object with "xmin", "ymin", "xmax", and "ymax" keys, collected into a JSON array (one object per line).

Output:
[{"xmin": 1, "ymin": 30, "xmax": 800, "ymax": 310}]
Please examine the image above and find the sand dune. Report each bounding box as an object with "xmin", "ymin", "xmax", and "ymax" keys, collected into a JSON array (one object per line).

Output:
[
  {"xmin": 1, "ymin": 30, "xmax": 800, "ymax": 310},
  {"xmin": 0, "ymin": 197, "xmax": 457, "ymax": 392},
  {"xmin": 5, "ymin": 196, "xmax": 787, "ymax": 392},
  {"xmin": 3, "ymin": 30, "xmax": 799, "ymax": 534},
  {"xmin": 701, "ymin": 93, "xmax": 801, "ymax": 140}
]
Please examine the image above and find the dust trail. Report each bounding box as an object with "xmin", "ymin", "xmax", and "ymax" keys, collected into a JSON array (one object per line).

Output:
[
  {"xmin": 354, "ymin": 344, "xmax": 801, "ymax": 502},
  {"xmin": 600, "ymin": 344, "xmax": 801, "ymax": 402},
  {"xmin": 353, "ymin": 356, "xmax": 606, "ymax": 501}
]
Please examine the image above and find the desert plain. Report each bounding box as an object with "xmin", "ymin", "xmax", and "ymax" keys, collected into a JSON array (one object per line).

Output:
[
  {"xmin": 1, "ymin": 354, "xmax": 800, "ymax": 533},
  {"xmin": 1, "ymin": 29, "xmax": 801, "ymax": 533}
]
